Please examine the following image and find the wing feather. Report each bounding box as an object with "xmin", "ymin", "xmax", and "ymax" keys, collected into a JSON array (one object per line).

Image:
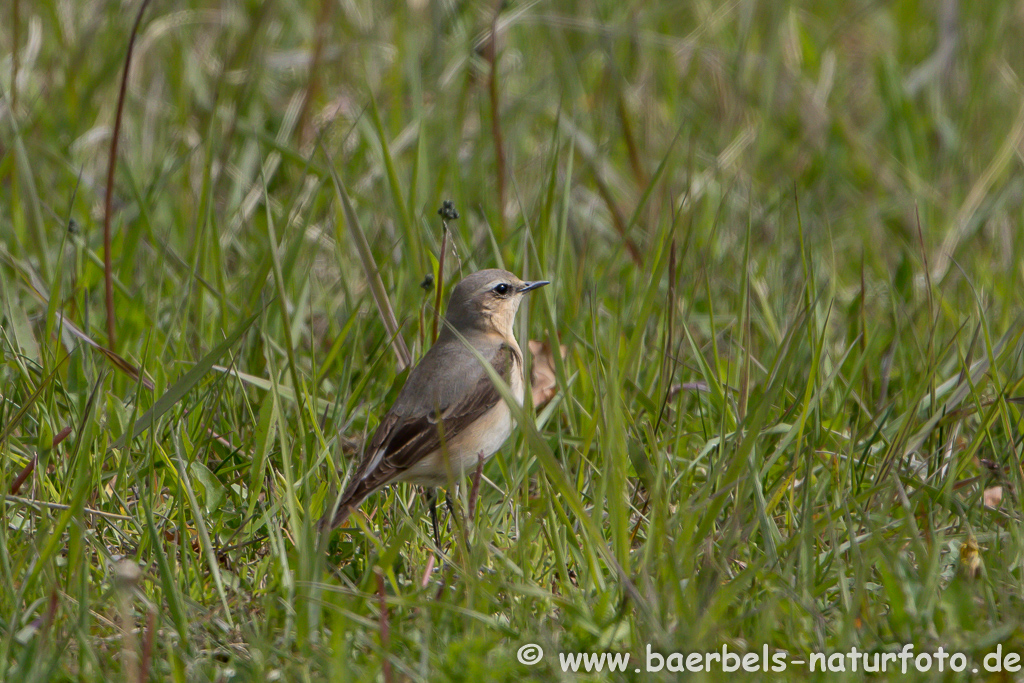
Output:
[{"xmin": 319, "ymin": 341, "xmax": 518, "ymax": 530}]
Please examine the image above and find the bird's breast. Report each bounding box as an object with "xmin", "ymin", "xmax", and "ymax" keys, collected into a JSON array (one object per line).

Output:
[{"xmin": 397, "ymin": 352, "xmax": 525, "ymax": 486}]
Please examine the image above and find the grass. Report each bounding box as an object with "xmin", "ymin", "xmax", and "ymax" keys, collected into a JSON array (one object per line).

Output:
[{"xmin": 3, "ymin": 0, "xmax": 1024, "ymax": 680}]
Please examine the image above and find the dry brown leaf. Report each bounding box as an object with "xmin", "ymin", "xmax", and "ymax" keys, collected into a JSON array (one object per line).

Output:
[
  {"xmin": 984, "ymin": 486, "xmax": 1003, "ymax": 509},
  {"xmin": 529, "ymin": 340, "xmax": 567, "ymax": 407}
]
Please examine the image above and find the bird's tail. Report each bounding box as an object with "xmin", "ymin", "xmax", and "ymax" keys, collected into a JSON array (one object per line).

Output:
[
  {"xmin": 317, "ymin": 478, "xmax": 372, "ymax": 532},
  {"xmin": 317, "ymin": 502, "xmax": 351, "ymax": 532}
]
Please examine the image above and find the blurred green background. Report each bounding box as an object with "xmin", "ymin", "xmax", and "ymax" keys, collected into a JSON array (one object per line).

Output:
[{"xmin": 2, "ymin": 0, "xmax": 1024, "ymax": 680}]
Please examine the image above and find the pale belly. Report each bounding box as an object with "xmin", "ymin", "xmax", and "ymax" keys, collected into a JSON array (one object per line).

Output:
[{"xmin": 396, "ymin": 363, "xmax": 524, "ymax": 487}]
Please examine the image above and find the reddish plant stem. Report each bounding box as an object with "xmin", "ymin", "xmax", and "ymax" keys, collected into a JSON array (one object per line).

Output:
[
  {"xmin": 10, "ymin": 425, "xmax": 72, "ymax": 495},
  {"xmin": 485, "ymin": 5, "xmax": 506, "ymax": 231},
  {"xmin": 103, "ymin": 0, "xmax": 152, "ymax": 350},
  {"xmin": 139, "ymin": 608, "xmax": 156, "ymax": 683},
  {"xmin": 296, "ymin": 0, "xmax": 333, "ymax": 146}
]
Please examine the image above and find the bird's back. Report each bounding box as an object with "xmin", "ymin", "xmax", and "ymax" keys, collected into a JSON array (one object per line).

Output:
[{"xmin": 391, "ymin": 330, "xmax": 511, "ymax": 418}]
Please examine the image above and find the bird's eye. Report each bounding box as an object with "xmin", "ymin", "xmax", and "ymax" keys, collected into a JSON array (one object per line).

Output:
[{"xmin": 493, "ymin": 283, "xmax": 511, "ymax": 296}]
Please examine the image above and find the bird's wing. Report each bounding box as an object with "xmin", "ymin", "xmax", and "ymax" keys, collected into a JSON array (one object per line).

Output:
[{"xmin": 321, "ymin": 341, "xmax": 518, "ymax": 528}]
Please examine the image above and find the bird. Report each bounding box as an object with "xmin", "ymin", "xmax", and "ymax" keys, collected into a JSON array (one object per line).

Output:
[{"xmin": 318, "ymin": 268, "xmax": 550, "ymax": 539}]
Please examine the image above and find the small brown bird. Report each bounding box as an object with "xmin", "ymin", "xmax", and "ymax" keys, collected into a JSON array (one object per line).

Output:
[{"xmin": 319, "ymin": 269, "xmax": 549, "ymax": 534}]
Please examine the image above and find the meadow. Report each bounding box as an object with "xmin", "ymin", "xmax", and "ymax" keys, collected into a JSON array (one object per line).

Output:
[{"xmin": 3, "ymin": 0, "xmax": 1024, "ymax": 680}]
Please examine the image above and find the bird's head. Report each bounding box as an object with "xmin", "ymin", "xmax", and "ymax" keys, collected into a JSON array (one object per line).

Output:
[{"xmin": 443, "ymin": 269, "xmax": 549, "ymax": 337}]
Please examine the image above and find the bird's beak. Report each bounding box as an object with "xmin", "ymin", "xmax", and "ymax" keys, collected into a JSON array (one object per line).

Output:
[{"xmin": 519, "ymin": 280, "xmax": 550, "ymax": 293}]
